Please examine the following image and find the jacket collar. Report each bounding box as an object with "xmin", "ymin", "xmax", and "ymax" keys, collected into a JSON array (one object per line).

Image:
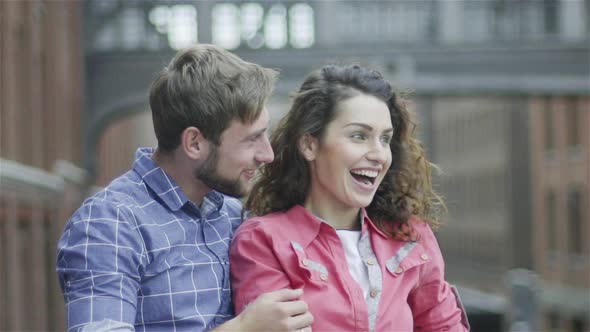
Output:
[{"xmin": 286, "ymin": 205, "xmax": 389, "ymax": 249}]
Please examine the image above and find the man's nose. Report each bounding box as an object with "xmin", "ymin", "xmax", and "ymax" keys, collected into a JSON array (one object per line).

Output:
[{"xmin": 256, "ymin": 134, "xmax": 274, "ymax": 164}]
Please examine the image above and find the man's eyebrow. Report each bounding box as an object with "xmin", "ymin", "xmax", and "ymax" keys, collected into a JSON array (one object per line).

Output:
[
  {"xmin": 242, "ymin": 127, "xmax": 268, "ymax": 141},
  {"xmin": 344, "ymin": 123, "xmax": 394, "ymax": 132}
]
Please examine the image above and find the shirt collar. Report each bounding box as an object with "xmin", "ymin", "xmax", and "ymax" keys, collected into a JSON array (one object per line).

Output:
[
  {"xmin": 200, "ymin": 191, "xmax": 225, "ymax": 217},
  {"xmin": 132, "ymin": 147, "xmax": 225, "ymax": 213},
  {"xmin": 133, "ymin": 147, "xmax": 188, "ymax": 211}
]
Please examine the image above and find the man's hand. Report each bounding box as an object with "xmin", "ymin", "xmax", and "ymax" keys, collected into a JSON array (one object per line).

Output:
[{"xmin": 217, "ymin": 288, "xmax": 313, "ymax": 331}]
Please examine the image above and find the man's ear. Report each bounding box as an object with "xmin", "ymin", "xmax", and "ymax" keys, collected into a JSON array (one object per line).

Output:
[
  {"xmin": 181, "ymin": 126, "xmax": 208, "ymax": 160},
  {"xmin": 298, "ymin": 133, "xmax": 318, "ymax": 161}
]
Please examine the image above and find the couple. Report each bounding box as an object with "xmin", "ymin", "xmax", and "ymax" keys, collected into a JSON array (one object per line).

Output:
[{"xmin": 57, "ymin": 44, "xmax": 469, "ymax": 331}]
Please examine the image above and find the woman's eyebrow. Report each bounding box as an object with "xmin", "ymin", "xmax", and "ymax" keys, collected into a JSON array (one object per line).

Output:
[{"xmin": 344, "ymin": 123, "xmax": 394, "ymax": 133}]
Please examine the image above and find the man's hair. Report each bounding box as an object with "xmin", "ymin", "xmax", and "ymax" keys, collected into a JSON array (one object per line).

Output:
[{"xmin": 149, "ymin": 44, "xmax": 278, "ymax": 151}]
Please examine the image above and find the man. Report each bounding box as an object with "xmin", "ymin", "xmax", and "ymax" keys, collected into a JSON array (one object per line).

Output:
[{"xmin": 57, "ymin": 44, "xmax": 313, "ymax": 331}]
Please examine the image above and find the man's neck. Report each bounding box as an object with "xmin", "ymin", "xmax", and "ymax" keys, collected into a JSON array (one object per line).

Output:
[{"xmin": 152, "ymin": 148, "xmax": 211, "ymax": 205}]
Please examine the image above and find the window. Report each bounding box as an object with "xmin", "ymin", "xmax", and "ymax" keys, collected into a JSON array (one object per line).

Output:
[
  {"xmin": 544, "ymin": 98, "xmax": 555, "ymax": 152},
  {"xmin": 545, "ymin": 191, "xmax": 557, "ymax": 251},
  {"xmin": 212, "ymin": 4, "xmax": 240, "ymax": 49},
  {"xmin": 289, "ymin": 3, "xmax": 314, "ymax": 48},
  {"xmin": 521, "ymin": 0, "xmax": 545, "ymax": 37},
  {"xmin": 120, "ymin": 7, "xmax": 145, "ymax": 50},
  {"xmin": 241, "ymin": 3, "xmax": 265, "ymax": 49},
  {"xmin": 566, "ymin": 99, "xmax": 580, "ymax": 147},
  {"xmin": 264, "ymin": 4, "xmax": 288, "ymax": 49},
  {"xmin": 464, "ymin": 1, "xmax": 492, "ymax": 41},
  {"xmin": 149, "ymin": 5, "xmax": 198, "ymax": 50},
  {"xmin": 567, "ymin": 188, "xmax": 583, "ymax": 254},
  {"xmin": 544, "ymin": 0, "xmax": 559, "ymax": 35},
  {"xmin": 211, "ymin": 2, "xmax": 314, "ymax": 50},
  {"xmin": 169, "ymin": 6, "xmax": 198, "ymax": 50}
]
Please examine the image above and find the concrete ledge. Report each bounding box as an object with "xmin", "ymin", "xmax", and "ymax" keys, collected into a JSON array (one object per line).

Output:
[{"xmin": 0, "ymin": 158, "xmax": 65, "ymax": 199}]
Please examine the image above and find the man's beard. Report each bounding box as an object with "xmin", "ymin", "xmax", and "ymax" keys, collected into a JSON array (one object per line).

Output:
[{"xmin": 194, "ymin": 145, "xmax": 246, "ymax": 198}]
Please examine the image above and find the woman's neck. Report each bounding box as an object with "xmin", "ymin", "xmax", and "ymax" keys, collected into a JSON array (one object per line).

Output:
[{"xmin": 303, "ymin": 198, "xmax": 361, "ymax": 230}]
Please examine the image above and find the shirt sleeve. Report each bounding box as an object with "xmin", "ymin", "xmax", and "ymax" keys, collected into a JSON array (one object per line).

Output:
[
  {"xmin": 79, "ymin": 319, "xmax": 135, "ymax": 332},
  {"xmin": 229, "ymin": 220, "xmax": 292, "ymax": 314},
  {"xmin": 56, "ymin": 200, "xmax": 145, "ymax": 331},
  {"xmin": 408, "ymin": 225, "xmax": 470, "ymax": 332}
]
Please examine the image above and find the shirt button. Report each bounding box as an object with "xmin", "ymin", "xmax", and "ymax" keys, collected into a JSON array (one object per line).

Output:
[
  {"xmin": 366, "ymin": 258, "xmax": 376, "ymax": 265},
  {"xmin": 420, "ymin": 253, "xmax": 429, "ymax": 261},
  {"xmin": 370, "ymin": 288, "xmax": 380, "ymax": 298},
  {"xmin": 394, "ymin": 267, "xmax": 403, "ymax": 274},
  {"xmin": 320, "ymin": 274, "xmax": 328, "ymax": 281},
  {"xmin": 302, "ymin": 259, "xmax": 309, "ymax": 266}
]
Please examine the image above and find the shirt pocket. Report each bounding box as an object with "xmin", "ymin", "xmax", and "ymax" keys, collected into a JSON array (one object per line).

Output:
[
  {"xmin": 290, "ymin": 241, "xmax": 329, "ymax": 283},
  {"xmin": 384, "ymin": 241, "xmax": 429, "ymax": 278}
]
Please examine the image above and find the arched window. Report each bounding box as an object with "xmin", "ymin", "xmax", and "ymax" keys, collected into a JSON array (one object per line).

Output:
[
  {"xmin": 212, "ymin": 4, "xmax": 241, "ymax": 49},
  {"xmin": 289, "ymin": 3, "xmax": 314, "ymax": 48},
  {"xmin": 211, "ymin": 2, "xmax": 314, "ymax": 50},
  {"xmin": 265, "ymin": 4, "xmax": 288, "ymax": 49},
  {"xmin": 148, "ymin": 5, "xmax": 197, "ymax": 50}
]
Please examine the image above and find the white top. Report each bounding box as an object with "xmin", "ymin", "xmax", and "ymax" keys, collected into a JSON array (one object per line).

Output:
[{"xmin": 336, "ymin": 230, "xmax": 370, "ymax": 301}]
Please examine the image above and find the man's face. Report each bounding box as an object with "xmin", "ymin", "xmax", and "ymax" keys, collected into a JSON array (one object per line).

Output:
[{"xmin": 194, "ymin": 108, "xmax": 274, "ymax": 198}]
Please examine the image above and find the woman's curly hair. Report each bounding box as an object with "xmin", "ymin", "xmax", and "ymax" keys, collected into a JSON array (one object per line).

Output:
[{"xmin": 245, "ymin": 64, "xmax": 445, "ymax": 238}]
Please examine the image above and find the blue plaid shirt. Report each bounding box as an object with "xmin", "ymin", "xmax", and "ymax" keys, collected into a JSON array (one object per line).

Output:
[{"xmin": 57, "ymin": 148, "xmax": 244, "ymax": 331}]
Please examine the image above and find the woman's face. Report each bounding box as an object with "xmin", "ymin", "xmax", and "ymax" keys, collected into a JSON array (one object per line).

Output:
[{"xmin": 304, "ymin": 93, "xmax": 393, "ymax": 212}]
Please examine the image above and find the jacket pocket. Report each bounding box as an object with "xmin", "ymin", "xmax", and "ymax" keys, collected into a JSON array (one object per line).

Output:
[
  {"xmin": 290, "ymin": 241, "xmax": 329, "ymax": 282},
  {"xmin": 385, "ymin": 241, "xmax": 428, "ymax": 277}
]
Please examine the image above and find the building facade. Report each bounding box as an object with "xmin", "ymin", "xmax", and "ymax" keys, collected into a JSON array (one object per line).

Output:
[
  {"xmin": 530, "ymin": 96, "xmax": 589, "ymax": 331},
  {"xmin": 0, "ymin": 1, "xmax": 85, "ymax": 330}
]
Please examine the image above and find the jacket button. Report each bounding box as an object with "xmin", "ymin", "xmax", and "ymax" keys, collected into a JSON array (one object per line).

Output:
[
  {"xmin": 394, "ymin": 267, "xmax": 403, "ymax": 274},
  {"xmin": 302, "ymin": 259, "xmax": 309, "ymax": 266},
  {"xmin": 420, "ymin": 253, "xmax": 429, "ymax": 261},
  {"xmin": 320, "ymin": 274, "xmax": 328, "ymax": 281},
  {"xmin": 366, "ymin": 258, "xmax": 376, "ymax": 265},
  {"xmin": 370, "ymin": 289, "xmax": 380, "ymax": 298}
]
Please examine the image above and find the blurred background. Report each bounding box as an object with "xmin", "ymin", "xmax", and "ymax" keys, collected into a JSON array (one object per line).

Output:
[{"xmin": 1, "ymin": 0, "xmax": 588, "ymax": 331}]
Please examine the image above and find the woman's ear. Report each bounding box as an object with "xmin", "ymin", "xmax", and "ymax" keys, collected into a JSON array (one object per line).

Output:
[
  {"xmin": 181, "ymin": 126, "xmax": 207, "ymax": 160},
  {"xmin": 298, "ymin": 133, "xmax": 318, "ymax": 161}
]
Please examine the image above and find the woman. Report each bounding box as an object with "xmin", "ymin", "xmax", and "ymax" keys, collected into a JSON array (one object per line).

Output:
[{"xmin": 230, "ymin": 64, "xmax": 470, "ymax": 331}]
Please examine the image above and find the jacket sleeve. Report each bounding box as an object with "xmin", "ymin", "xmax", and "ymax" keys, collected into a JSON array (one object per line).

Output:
[
  {"xmin": 229, "ymin": 220, "xmax": 292, "ymax": 314},
  {"xmin": 408, "ymin": 224, "xmax": 470, "ymax": 332}
]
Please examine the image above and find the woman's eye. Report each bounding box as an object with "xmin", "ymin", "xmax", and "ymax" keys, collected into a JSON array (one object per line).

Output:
[
  {"xmin": 381, "ymin": 135, "xmax": 392, "ymax": 144},
  {"xmin": 351, "ymin": 133, "xmax": 366, "ymax": 140}
]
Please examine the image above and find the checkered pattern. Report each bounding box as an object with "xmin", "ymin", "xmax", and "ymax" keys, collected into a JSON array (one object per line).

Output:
[{"xmin": 57, "ymin": 148, "xmax": 243, "ymax": 331}]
